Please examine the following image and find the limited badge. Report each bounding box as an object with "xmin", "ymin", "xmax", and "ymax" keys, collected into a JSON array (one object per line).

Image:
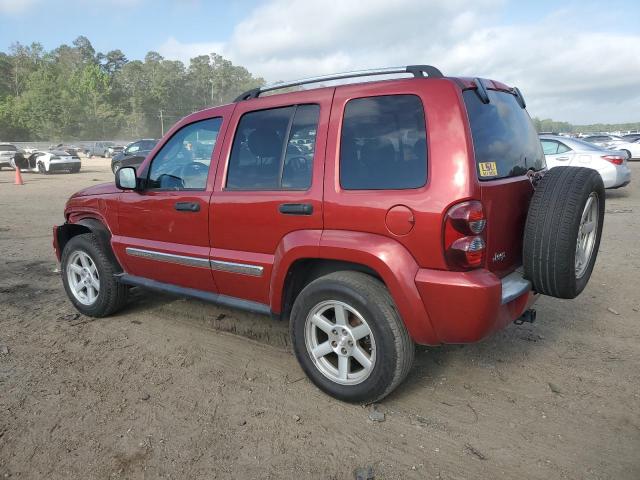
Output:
[{"xmin": 478, "ymin": 162, "xmax": 498, "ymax": 177}]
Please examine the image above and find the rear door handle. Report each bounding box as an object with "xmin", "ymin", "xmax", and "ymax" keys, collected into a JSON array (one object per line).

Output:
[
  {"xmin": 279, "ymin": 203, "xmax": 313, "ymax": 215},
  {"xmin": 175, "ymin": 201, "xmax": 200, "ymax": 212}
]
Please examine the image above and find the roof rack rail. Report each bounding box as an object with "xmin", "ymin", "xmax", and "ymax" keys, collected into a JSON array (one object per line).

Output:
[{"xmin": 234, "ymin": 65, "xmax": 444, "ymax": 102}]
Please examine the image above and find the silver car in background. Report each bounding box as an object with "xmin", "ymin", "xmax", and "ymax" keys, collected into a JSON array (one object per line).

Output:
[
  {"xmin": 540, "ymin": 135, "xmax": 631, "ymax": 189},
  {"xmin": 0, "ymin": 143, "xmax": 17, "ymax": 170},
  {"xmin": 85, "ymin": 141, "xmax": 116, "ymax": 158}
]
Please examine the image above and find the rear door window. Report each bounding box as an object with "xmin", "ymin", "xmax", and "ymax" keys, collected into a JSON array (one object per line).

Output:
[
  {"xmin": 340, "ymin": 95, "xmax": 427, "ymax": 190},
  {"xmin": 226, "ymin": 104, "xmax": 319, "ymax": 190},
  {"xmin": 463, "ymin": 89, "xmax": 545, "ymax": 180},
  {"xmin": 541, "ymin": 140, "xmax": 559, "ymax": 155}
]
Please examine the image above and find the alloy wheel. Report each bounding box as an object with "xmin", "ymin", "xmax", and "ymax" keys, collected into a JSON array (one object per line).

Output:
[
  {"xmin": 66, "ymin": 250, "xmax": 100, "ymax": 305},
  {"xmin": 575, "ymin": 192, "xmax": 599, "ymax": 278},
  {"xmin": 304, "ymin": 300, "xmax": 376, "ymax": 385}
]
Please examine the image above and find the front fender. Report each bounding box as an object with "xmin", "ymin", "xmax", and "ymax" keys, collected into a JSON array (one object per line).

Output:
[{"xmin": 55, "ymin": 207, "xmax": 122, "ymax": 270}]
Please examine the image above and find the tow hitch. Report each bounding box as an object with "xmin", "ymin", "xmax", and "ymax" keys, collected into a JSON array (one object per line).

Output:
[{"xmin": 514, "ymin": 309, "xmax": 536, "ymax": 325}]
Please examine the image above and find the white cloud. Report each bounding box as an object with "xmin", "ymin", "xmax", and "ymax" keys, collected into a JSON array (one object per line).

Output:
[
  {"xmin": 158, "ymin": 0, "xmax": 640, "ymax": 123},
  {"xmin": 158, "ymin": 37, "xmax": 226, "ymax": 64},
  {"xmin": 0, "ymin": 0, "xmax": 40, "ymax": 14}
]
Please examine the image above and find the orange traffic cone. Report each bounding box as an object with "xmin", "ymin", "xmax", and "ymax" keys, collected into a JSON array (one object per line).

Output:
[{"xmin": 14, "ymin": 165, "xmax": 24, "ymax": 185}]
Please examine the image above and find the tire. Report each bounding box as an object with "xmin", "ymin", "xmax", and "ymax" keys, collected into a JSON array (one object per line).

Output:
[
  {"xmin": 523, "ymin": 166, "xmax": 605, "ymax": 299},
  {"xmin": 290, "ymin": 271, "xmax": 414, "ymax": 403},
  {"xmin": 112, "ymin": 163, "xmax": 119, "ymax": 174},
  {"xmin": 38, "ymin": 162, "xmax": 48, "ymax": 175},
  {"xmin": 622, "ymin": 150, "xmax": 631, "ymax": 160},
  {"xmin": 70, "ymin": 166, "xmax": 80, "ymax": 174},
  {"xmin": 61, "ymin": 233, "xmax": 128, "ymax": 317}
]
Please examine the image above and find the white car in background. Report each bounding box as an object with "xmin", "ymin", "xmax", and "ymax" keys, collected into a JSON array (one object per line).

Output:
[
  {"xmin": 12, "ymin": 150, "xmax": 81, "ymax": 174},
  {"xmin": 582, "ymin": 134, "xmax": 626, "ymax": 149},
  {"xmin": 613, "ymin": 139, "xmax": 640, "ymax": 160},
  {"xmin": 539, "ymin": 135, "xmax": 631, "ymax": 189}
]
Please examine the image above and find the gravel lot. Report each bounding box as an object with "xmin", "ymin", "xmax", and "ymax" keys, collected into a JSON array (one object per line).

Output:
[{"xmin": 1, "ymin": 159, "xmax": 639, "ymax": 479}]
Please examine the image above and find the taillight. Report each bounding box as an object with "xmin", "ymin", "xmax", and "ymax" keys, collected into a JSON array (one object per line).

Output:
[
  {"xmin": 443, "ymin": 200, "xmax": 486, "ymax": 270},
  {"xmin": 602, "ymin": 155, "xmax": 624, "ymax": 165}
]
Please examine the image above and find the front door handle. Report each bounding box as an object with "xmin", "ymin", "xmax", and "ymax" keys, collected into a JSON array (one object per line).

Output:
[
  {"xmin": 556, "ymin": 156, "xmax": 570, "ymax": 161},
  {"xmin": 279, "ymin": 203, "xmax": 313, "ymax": 215},
  {"xmin": 175, "ymin": 201, "xmax": 200, "ymax": 212}
]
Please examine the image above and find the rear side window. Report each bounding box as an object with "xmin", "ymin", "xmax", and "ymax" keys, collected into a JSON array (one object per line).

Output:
[
  {"xmin": 464, "ymin": 90, "xmax": 545, "ymax": 180},
  {"xmin": 541, "ymin": 140, "xmax": 570, "ymax": 155},
  {"xmin": 226, "ymin": 104, "xmax": 320, "ymax": 190},
  {"xmin": 340, "ymin": 95, "xmax": 427, "ymax": 190}
]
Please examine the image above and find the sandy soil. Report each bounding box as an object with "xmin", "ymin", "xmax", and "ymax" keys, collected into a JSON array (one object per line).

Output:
[{"xmin": 0, "ymin": 159, "xmax": 639, "ymax": 479}]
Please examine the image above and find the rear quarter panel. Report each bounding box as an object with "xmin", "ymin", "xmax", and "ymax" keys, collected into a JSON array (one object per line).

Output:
[{"xmin": 324, "ymin": 78, "xmax": 478, "ymax": 270}]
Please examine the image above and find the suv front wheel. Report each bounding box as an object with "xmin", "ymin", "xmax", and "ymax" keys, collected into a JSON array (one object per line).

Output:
[
  {"xmin": 61, "ymin": 233, "xmax": 128, "ymax": 317},
  {"xmin": 290, "ymin": 271, "xmax": 414, "ymax": 403}
]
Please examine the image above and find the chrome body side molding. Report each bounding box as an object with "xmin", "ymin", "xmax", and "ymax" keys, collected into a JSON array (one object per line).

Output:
[
  {"xmin": 125, "ymin": 247, "xmax": 264, "ymax": 276},
  {"xmin": 209, "ymin": 259, "xmax": 264, "ymax": 277},
  {"xmin": 125, "ymin": 247, "xmax": 210, "ymax": 268}
]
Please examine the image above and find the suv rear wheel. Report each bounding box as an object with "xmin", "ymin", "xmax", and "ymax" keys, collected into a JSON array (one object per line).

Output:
[
  {"xmin": 61, "ymin": 233, "xmax": 128, "ymax": 317},
  {"xmin": 290, "ymin": 271, "xmax": 414, "ymax": 403}
]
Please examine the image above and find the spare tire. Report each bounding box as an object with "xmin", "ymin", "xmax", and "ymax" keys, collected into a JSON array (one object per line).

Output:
[{"xmin": 523, "ymin": 166, "xmax": 604, "ymax": 299}]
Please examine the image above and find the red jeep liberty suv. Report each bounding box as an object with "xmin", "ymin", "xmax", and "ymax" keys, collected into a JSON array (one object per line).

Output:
[{"xmin": 54, "ymin": 65, "xmax": 605, "ymax": 402}]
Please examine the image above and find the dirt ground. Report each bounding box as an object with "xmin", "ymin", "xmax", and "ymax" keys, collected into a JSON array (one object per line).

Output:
[{"xmin": 1, "ymin": 159, "xmax": 639, "ymax": 480}]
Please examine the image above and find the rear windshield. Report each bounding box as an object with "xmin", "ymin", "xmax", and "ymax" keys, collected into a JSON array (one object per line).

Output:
[
  {"xmin": 463, "ymin": 89, "xmax": 545, "ymax": 180},
  {"xmin": 0, "ymin": 145, "xmax": 17, "ymax": 151}
]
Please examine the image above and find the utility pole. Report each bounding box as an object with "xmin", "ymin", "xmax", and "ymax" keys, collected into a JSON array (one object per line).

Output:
[
  {"xmin": 159, "ymin": 109, "xmax": 164, "ymax": 137},
  {"xmin": 209, "ymin": 79, "xmax": 214, "ymax": 105}
]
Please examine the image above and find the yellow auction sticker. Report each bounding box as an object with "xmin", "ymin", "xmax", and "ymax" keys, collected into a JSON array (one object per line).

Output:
[{"xmin": 478, "ymin": 162, "xmax": 498, "ymax": 177}]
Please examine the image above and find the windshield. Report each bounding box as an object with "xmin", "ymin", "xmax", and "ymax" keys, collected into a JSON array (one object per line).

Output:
[
  {"xmin": 0, "ymin": 145, "xmax": 17, "ymax": 151},
  {"xmin": 139, "ymin": 140, "xmax": 157, "ymax": 150},
  {"xmin": 463, "ymin": 89, "xmax": 545, "ymax": 181}
]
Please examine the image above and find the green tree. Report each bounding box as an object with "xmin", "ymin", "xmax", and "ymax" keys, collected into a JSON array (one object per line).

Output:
[{"xmin": 0, "ymin": 38, "xmax": 266, "ymax": 140}]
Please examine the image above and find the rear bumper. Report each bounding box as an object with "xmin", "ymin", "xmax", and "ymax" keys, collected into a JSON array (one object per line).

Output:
[
  {"xmin": 599, "ymin": 164, "xmax": 631, "ymax": 188},
  {"xmin": 49, "ymin": 161, "xmax": 80, "ymax": 172},
  {"xmin": 414, "ymin": 267, "xmax": 538, "ymax": 344},
  {"xmin": 612, "ymin": 165, "xmax": 631, "ymax": 188}
]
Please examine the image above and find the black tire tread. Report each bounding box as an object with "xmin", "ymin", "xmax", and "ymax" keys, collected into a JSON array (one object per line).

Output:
[
  {"xmin": 523, "ymin": 166, "xmax": 604, "ymax": 298},
  {"xmin": 290, "ymin": 271, "xmax": 414, "ymax": 403}
]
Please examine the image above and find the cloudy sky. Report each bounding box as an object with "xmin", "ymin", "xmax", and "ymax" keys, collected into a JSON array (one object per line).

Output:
[{"xmin": 1, "ymin": 0, "xmax": 639, "ymax": 124}]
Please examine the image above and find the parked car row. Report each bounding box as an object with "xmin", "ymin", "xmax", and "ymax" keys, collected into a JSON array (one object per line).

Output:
[
  {"xmin": 582, "ymin": 134, "xmax": 640, "ymax": 159},
  {"xmin": 1, "ymin": 142, "xmax": 82, "ymax": 174}
]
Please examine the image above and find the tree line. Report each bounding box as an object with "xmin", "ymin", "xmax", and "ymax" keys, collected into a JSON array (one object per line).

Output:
[
  {"xmin": 0, "ymin": 36, "xmax": 264, "ymax": 141},
  {"xmin": 531, "ymin": 117, "xmax": 640, "ymax": 134},
  {"xmin": 1, "ymin": 36, "xmax": 638, "ymax": 141}
]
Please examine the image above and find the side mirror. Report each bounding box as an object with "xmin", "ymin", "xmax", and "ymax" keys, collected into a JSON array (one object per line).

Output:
[{"xmin": 115, "ymin": 166, "xmax": 138, "ymax": 190}]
